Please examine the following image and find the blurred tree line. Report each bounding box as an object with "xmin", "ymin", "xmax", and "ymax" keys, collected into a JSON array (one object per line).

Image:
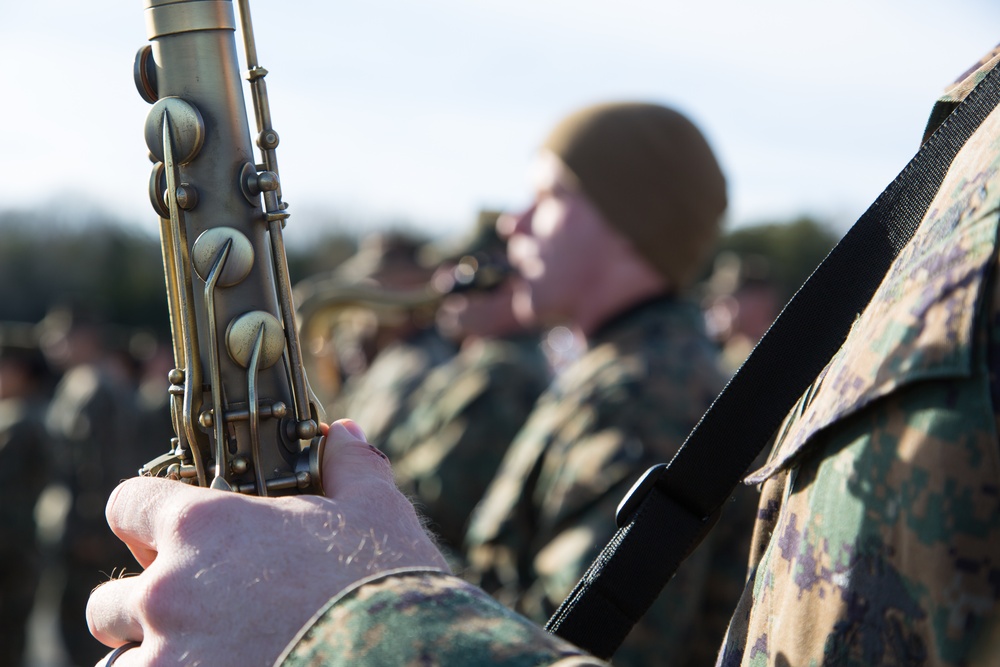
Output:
[
  {"xmin": 0, "ymin": 208, "xmax": 839, "ymax": 336},
  {"xmin": 0, "ymin": 209, "xmax": 360, "ymax": 340},
  {"xmin": 0, "ymin": 210, "xmax": 171, "ymax": 332}
]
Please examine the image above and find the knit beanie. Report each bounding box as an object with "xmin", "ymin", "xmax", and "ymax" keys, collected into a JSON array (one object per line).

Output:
[{"xmin": 542, "ymin": 102, "xmax": 727, "ymax": 288}]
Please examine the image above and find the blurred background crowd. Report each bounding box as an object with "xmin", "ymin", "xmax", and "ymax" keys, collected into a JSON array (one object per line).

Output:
[{"xmin": 0, "ymin": 204, "xmax": 837, "ymax": 666}]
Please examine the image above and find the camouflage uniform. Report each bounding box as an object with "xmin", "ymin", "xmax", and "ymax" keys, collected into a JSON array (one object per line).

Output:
[
  {"xmin": 331, "ymin": 327, "xmax": 457, "ymax": 449},
  {"xmin": 279, "ymin": 570, "xmax": 605, "ymax": 667},
  {"xmin": 462, "ymin": 296, "xmax": 736, "ymax": 667},
  {"xmin": 715, "ymin": 49, "xmax": 1000, "ymax": 667},
  {"xmin": 278, "ymin": 52, "xmax": 1000, "ymax": 667},
  {"xmin": 386, "ymin": 333, "xmax": 549, "ymax": 556}
]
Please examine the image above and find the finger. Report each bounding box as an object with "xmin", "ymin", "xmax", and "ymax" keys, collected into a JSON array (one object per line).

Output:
[
  {"xmin": 105, "ymin": 476, "xmax": 201, "ymax": 568},
  {"xmin": 321, "ymin": 419, "xmax": 395, "ymax": 500},
  {"xmin": 338, "ymin": 418, "xmax": 367, "ymax": 440},
  {"xmin": 87, "ymin": 577, "xmax": 145, "ymax": 648}
]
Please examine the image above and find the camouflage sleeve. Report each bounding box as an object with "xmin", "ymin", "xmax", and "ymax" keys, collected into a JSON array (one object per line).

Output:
[{"xmin": 278, "ymin": 569, "xmax": 607, "ymax": 667}]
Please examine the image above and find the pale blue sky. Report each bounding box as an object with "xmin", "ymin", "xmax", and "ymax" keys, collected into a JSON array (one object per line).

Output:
[{"xmin": 3, "ymin": 1, "xmax": 999, "ymax": 243}]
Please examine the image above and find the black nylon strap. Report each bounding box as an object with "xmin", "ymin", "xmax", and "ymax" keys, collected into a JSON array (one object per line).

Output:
[{"xmin": 546, "ymin": 64, "xmax": 1000, "ymax": 660}]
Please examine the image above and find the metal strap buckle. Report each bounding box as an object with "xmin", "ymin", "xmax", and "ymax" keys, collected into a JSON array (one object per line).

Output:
[{"xmin": 615, "ymin": 463, "xmax": 669, "ymax": 528}]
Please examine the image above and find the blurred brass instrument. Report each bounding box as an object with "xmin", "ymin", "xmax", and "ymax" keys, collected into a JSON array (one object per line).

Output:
[
  {"xmin": 133, "ymin": 0, "xmax": 323, "ymax": 495},
  {"xmin": 294, "ymin": 250, "xmax": 512, "ymax": 403}
]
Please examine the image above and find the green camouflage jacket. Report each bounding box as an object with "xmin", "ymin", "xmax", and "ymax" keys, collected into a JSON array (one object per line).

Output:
[
  {"xmin": 461, "ymin": 296, "xmax": 738, "ymax": 667},
  {"xmin": 279, "ymin": 570, "xmax": 605, "ymax": 667},
  {"xmin": 331, "ymin": 328, "xmax": 457, "ymax": 449},
  {"xmin": 386, "ymin": 334, "xmax": 550, "ymax": 556},
  {"xmin": 281, "ymin": 53, "xmax": 1000, "ymax": 667}
]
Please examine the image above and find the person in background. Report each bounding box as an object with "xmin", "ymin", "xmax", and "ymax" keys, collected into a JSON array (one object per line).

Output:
[
  {"xmin": 0, "ymin": 323, "xmax": 53, "ymax": 667},
  {"xmin": 39, "ymin": 307, "xmax": 145, "ymax": 666},
  {"xmin": 300, "ymin": 231, "xmax": 458, "ymax": 447},
  {"xmin": 386, "ymin": 210, "xmax": 550, "ymax": 557},
  {"xmin": 461, "ymin": 102, "xmax": 743, "ymax": 667},
  {"xmin": 701, "ymin": 252, "xmax": 782, "ymax": 374}
]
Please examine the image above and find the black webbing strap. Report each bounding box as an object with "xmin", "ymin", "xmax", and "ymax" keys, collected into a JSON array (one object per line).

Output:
[{"xmin": 546, "ymin": 64, "xmax": 1000, "ymax": 660}]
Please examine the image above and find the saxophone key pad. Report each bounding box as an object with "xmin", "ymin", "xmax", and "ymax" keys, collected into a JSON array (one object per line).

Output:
[
  {"xmin": 226, "ymin": 310, "xmax": 285, "ymax": 370},
  {"xmin": 192, "ymin": 227, "xmax": 254, "ymax": 287},
  {"xmin": 144, "ymin": 96, "xmax": 205, "ymax": 165}
]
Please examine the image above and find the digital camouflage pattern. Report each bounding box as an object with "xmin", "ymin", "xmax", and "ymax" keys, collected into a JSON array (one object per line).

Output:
[
  {"xmin": 717, "ymin": 51, "xmax": 1000, "ymax": 667},
  {"xmin": 279, "ymin": 570, "xmax": 606, "ymax": 667},
  {"xmin": 922, "ymin": 45, "xmax": 1000, "ymax": 144},
  {"xmin": 462, "ymin": 296, "xmax": 739, "ymax": 667},
  {"xmin": 331, "ymin": 328, "xmax": 456, "ymax": 449},
  {"xmin": 386, "ymin": 334, "xmax": 550, "ymax": 556}
]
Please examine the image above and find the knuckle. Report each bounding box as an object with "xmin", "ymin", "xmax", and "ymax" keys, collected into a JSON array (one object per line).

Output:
[
  {"xmin": 140, "ymin": 641, "xmax": 171, "ymax": 667},
  {"xmin": 137, "ymin": 561, "xmax": 209, "ymax": 638},
  {"xmin": 135, "ymin": 569, "xmax": 178, "ymax": 626}
]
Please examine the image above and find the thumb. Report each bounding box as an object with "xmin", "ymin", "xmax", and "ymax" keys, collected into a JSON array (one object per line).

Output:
[{"xmin": 319, "ymin": 419, "xmax": 396, "ymax": 500}]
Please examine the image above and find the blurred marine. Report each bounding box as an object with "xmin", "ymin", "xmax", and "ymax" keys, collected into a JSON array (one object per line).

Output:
[
  {"xmin": 462, "ymin": 102, "xmax": 748, "ymax": 666},
  {"xmin": 387, "ymin": 211, "xmax": 551, "ymax": 556},
  {"xmin": 0, "ymin": 324, "xmax": 52, "ymax": 666}
]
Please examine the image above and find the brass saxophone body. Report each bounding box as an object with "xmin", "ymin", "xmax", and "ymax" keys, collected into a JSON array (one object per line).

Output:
[{"xmin": 134, "ymin": 0, "xmax": 324, "ymax": 496}]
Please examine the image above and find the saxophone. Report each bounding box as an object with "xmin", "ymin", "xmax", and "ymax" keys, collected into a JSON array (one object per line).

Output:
[{"xmin": 134, "ymin": 0, "xmax": 324, "ymax": 496}]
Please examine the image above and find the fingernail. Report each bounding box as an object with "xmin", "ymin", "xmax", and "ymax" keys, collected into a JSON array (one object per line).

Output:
[{"xmin": 333, "ymin": 419, "xmax": 367, "ymax": 441}]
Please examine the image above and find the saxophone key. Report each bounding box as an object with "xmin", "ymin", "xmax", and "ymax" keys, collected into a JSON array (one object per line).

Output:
[{"xmin": 198, "ymin": 400, "xmax": 288, "ymax": 428}]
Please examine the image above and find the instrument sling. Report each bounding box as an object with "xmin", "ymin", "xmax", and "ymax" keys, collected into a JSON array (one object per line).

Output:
[{"xmin": 545, "ymin": 63, "xmax": 1000, "ymax": 660}]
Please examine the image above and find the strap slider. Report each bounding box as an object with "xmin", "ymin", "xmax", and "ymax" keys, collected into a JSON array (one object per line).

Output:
[{"xmin": 616, "ymin": 463, "xmax": 669, "ymax": 528}]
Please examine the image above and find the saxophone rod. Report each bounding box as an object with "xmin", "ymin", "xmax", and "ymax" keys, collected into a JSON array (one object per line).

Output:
[{"xmin": 234, "ymin": 0, "xmax": 313, "ymax": 430}]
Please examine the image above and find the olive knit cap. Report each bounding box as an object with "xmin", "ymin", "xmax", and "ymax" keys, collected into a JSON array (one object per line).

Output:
[{"xmin": 542, "ymin": 102, "xmax": 727, "ymax": 288}]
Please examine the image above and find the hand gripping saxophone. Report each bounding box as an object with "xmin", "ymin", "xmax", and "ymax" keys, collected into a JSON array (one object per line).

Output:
[{"xmin": 134, "ymin": 0, "xmax": 324, "ymax": 496}]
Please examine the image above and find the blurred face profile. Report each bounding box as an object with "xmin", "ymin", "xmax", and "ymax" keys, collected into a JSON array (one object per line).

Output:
[{"xmin": 500, "ymin": 150, "xmax": 617, "ymax": 328}]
